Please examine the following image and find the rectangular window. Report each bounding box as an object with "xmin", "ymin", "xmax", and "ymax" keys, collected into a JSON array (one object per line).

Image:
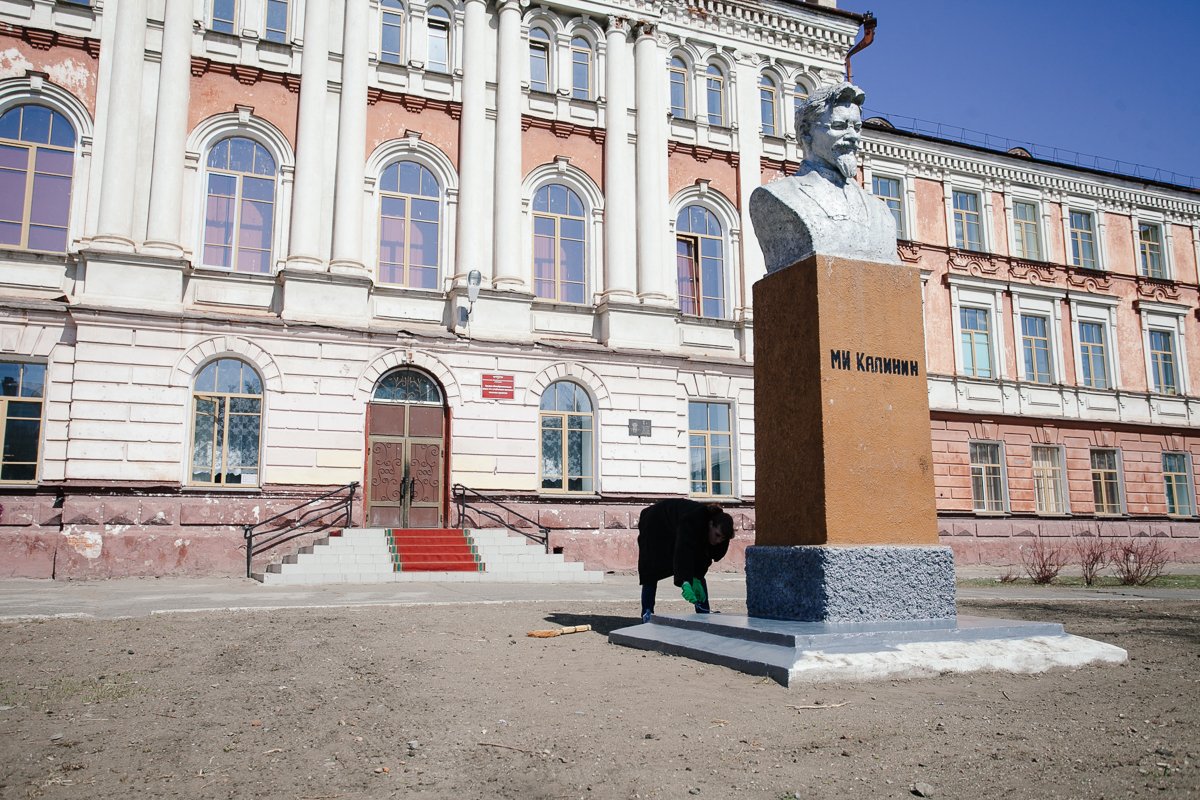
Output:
[
  {"xmin": 1032, "ymin": 445, "xmax": 1068, "ymax": 515},
  {"xmin": 1149, "ymin": 328, "xmax": 1179, "ymax": 395},
  {"xmin": 529, "ymin": 40, "xmax": 550, "ymax": 93},
  {"xmin": 669, "ymin": 61, "xmax": 688, "ymax": 118},
  {"xmin": 1012, "ymin": 200, "xmax": 1041, "ymax": 260},
  {"xmin": 1069, "ymin": 210, "xmax": 1098, "ymax": 269},
  {"xmin": 688, "ymin": 401, "xmax": 733, "ymax": 497},
  {"xmin": 872, "ymin": 176, "xmax": 903, "ymax": 238},
  {"xmin": 706, "ymin": 70, "xmax": 724, "ymax": 127},
  {"xmin": 1139, "ymin": 222, "xmax": 1165, "ymax": 279},
  {"xmin": 1078, "ymin": 320, "xmax": 1110, "ymax": 390},
  {"xmin": 0, "ymin": 361, "xmax": 45, "ymax": 483},
  {"xmin": 969, "ymin": 441, "xmax": 1005, "ymax": 513},
  {"xmin": 263, "ymin": 0, "xmax": 288, "ymax": 42},
  {"xmin": 570, "ymin": 39, "xmax": 591, "ymax": 100},
  {"xmin": 381, "ymin": 4, "xmax": 404, "ymax": 64},
  {"xmin": 953, "ymin": 190, "xmax": 983, "ymax": 251},
  {"xmin": 1021, "ymin": 314, "xmax": 1053, "ymax": 384},
  {"xmin": 211, "ymin": 0, "xmax": 237, "ymax": 34},
  {"xmin": 1162, "ymin": 453, "xmax": 1195, "ymax": 517},
  {"xmin": 1090, "ymin": 449, "xmax": 1123, "ymax": 515},
  {"xmin": 959, "ymin": 306, "xmax": 993, "ymax": 378},
  {"xmin": 427, "ymin": 15, "xmax": 450, "ymax": 73}
]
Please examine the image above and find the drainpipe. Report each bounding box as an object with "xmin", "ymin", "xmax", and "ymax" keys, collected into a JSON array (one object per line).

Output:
[{"xmin": 844, "ymin": 11, "xmax": 877, "ymax": 84}]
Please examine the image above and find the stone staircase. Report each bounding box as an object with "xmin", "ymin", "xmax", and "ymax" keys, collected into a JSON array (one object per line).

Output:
[{"xmin": 253, "ymin": 527, "xmax": 604, "ymax": 585}]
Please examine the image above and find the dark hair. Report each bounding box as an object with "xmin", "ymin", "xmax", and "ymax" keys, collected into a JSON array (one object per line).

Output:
[{"xmin": 705, "ymin": 504, "xmax": 734, "ymax": 542}]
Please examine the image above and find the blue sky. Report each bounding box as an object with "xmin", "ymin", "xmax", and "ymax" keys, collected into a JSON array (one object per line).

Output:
[{"xmin": 837, "ymin": 0, "xmax": 1200, "ymax": 188}]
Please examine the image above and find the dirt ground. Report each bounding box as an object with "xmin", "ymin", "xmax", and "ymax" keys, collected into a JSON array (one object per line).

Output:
[{"xmin": 0, "ymin": 597, "xmax": 1196, "ymax": 800}]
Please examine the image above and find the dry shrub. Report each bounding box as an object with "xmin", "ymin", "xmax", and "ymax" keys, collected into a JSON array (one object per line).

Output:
[
  {"xmin": 1072, "ymin": 535, "xmax": 1112, "ymax": 587},
  {"xmin": 997, "ymin": 568, "xmax": 1020, "ymax": 584},
  {"xmin": 1020, "ymin": 536, "xmax": 1069, "ymax": 584},
  {"xmin": 1112, "ymin": 538, "xmax": 1170, "ymax": 586}
]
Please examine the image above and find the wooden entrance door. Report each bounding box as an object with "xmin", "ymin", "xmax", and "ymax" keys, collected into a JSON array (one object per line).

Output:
[{"xmin": 366, "ymin": 402, "xmax": 445, "ymax": 527}]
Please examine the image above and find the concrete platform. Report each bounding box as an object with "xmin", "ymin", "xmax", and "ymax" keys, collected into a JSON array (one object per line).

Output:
[{"xmin": 609, "ymin": 612, "xmax": 1128, "ymax": 686}]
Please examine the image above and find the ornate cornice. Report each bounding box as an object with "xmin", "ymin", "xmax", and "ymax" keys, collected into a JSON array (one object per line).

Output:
[
  {"xmin": 190, "ymin": 57, "xmax": 301, "ymax": 93},
  {"xmin": 2, "ymin": 22, "xmax": 100, "ymax": 58}
]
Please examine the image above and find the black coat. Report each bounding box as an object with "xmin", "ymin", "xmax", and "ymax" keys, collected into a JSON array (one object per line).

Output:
[{"xmin": 637, "ymin": 498, "xmax": 729, "ymax": 587}]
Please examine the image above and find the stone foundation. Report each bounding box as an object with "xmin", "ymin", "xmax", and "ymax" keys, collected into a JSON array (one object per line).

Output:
[{"xmin": 745, "ymin": 545, "xmax": 957, "ymax": 622}]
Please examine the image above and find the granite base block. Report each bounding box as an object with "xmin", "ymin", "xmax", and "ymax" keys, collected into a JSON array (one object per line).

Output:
[
  {"xmin": 608, "ymin": 612, "xmax": 1128, "ymax": 686},
  {"xmin": 745, "ymin": 545, "xmax": 956, "ymax": 622}
]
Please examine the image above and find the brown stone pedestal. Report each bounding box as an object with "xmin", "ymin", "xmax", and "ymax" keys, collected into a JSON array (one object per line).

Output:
[{"xmin": 752, "ymin": 254, "xmax": 938, "ymax": 546}]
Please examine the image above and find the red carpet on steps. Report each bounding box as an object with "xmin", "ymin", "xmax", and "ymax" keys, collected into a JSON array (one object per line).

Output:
[{"xmin": 387, "ymin": 528, "xmax": 482, "ymax": 572}]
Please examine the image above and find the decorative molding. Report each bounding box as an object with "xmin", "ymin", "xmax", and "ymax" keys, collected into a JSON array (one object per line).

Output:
[
  {"xmin": 667, "ymin": 139, "xmax": 739, "ymax": 168},
  {"xmin": 947, "ymin": 249, "xmax": 1000, "ymax": 278},
  {"xmin": 1065, "ymin": 268, "xmax": 1113, "ymax": 294},
  {"xmin": 189, "ymin": 57, "xmax": 301, "ymax": 93},
  {"xmin": 1134, "ymin": 276, "xmax": 1183, "ymax": 303},
  {"xmin": 521, "ymin": 115, "xmax": 606, "ymax": 144}
]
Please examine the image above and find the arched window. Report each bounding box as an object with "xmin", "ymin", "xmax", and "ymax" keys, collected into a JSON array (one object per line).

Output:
[
  {"xmin": 190, "ymin": 358, "xmax": 263, "ymax": 486},
  {"xmin": 203, "ymin": 136, "xmax": 276, "ymax": 273},
  {"xmin": 759, "ymin": 74, "xmax": 778, "ymax": 136},
  {"xmin": 540, "ymin": 380, "xmax": 593, "ymax": 493},
  {"xmin": 705, "ymin": 64, "xmax": 725, "ymax": 126},
  {"xmin": 675, "ymin": 205, "xmax": 725, "ymax": 318},
  {"xmin": 264, "ymin": 0, "xmax": 289, "ymax": 43},
  {"xmin": 794, "ymin": 80, "xmax": 809, "ymax": 116},
  {"xmin": 381, "ymin": 0, "xmax": 405, "ymax": 64},
  {"xmin": 374, "ymin": 368, "xmax": 442, "ymax": 404},
  {"xmin": 427, "ymin": 6, "xmax": 451, "ymax": 73},
  {"xmin": 0, "ymin": 104, "xmax": 76, "ymax": 253},
  {"xmin": 532, "ymin": 183, "xmax": 586, "ymax": 304},
  {"xmin": 529, "ymin": 27, "xmax": 552, "ymax": 93},
  {"xmin": 668, "ymin": 56, "xmax": 689, "ymax": 118},
  {"xmin": 379, "ymin": 160, "xmax": 441, "ymax": 289},
  {"xmin": 570, "ymin": 36, "xmax": 592, "ymax": 100}
]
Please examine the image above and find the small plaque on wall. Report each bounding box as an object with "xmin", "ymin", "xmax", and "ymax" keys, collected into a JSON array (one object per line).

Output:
[
  {"xmin": 628, "ymin": 418, "xmax": 652, "ymax": 437},
  {"xmin": 481, "ymin": 373, "xmax": 515, "ymax": 400}
]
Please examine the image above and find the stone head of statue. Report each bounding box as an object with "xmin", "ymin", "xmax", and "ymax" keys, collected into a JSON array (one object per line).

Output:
[{"xmin": 795, "ymin": 81, "xmax": 866, "ymax": 182}]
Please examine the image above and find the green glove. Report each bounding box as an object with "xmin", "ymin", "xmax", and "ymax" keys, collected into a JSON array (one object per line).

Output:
[{"xmin": 680, "ymin": 579, "xmax": 707, "ymax": 605}]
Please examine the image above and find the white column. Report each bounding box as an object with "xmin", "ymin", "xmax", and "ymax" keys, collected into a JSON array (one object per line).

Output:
[
  {"xmin": 330, "ymin": 0, "xmax": 370, "ymax": 275},
  {"xmin": 633, "ymin": 23, "xmax": 670, "ymax": 304},
  {"xmin": 93, "ymin": 0, "xmax": 148, "ymax": 250},
  {"xmin": 600, "ymin": 17, "xmax": 636, "ymax": 302},
  {"xmin": 733, "ymin": 53, "xmax": 764, "ymax": 303},
  {"xmin": 143, "ymin": 0, "xmax": 193, "ymax": 256},
  {"xmin": 286, "ymin": 0, "xmax": 331, "ymax": 270},
  {"xmin": 454, "ymin": 0, "xmax": 491, "ymax": 283},
  {"xmin": 491, "ymin": 0, "xmax": 525, "ymax": 289}
]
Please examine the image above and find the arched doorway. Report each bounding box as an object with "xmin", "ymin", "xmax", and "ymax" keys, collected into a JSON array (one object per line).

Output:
[{"xmin": 365, "ymin": 367, "xmax": 447, "ymax": 527}]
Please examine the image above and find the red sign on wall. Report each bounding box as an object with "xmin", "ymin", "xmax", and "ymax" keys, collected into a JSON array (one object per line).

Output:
[{"xmin": 481, "ymin": 373, "xmax": 515, "ymax": 400}]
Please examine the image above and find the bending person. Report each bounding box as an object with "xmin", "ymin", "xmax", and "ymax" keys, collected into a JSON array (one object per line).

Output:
[{"xmin": 637, "ymin": 499, "xmax": 735, "ymax": 623}]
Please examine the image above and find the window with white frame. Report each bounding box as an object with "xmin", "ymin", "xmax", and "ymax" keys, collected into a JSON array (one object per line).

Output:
[
  {"xmin": 202, "ymin": 136, "xmax": 277, "ymax": 273},
  {"xmin": 970, "ymin": 441, "xmax": 1006, "ymax": 513},
  {"xmin": 1020, "ymin": 315, "xmax": 1052, "ymax": 384},
  {"xmin": 959, "ymin": 306, "xmax": 994, "ymax": 378},
  {"xmin": 951, "ymin": 281, "xmax": 1005, "ymax": 380},
  {"xmin": 426, "ymin": 6, "xmax": 451, "ymax": 73},
  {"xmin": 1011, "ymin": 290, "xmax": 1062, "ymax": 386},
  {"xmin": 793, "ymin": 80, "xmax": 808, "ymax": 117},
  {"xmin": 378, "ymin": 160, "xmax": 441, "ymax": 289},
  {"xmin": 1032, "ymin": 445, "xmax": 1068, "ymax": 515},
  {"xmin": 263, "ymin": 0, "xmax": 288, "ymax": 42},
  {"xmin": 532, "ymin": 183, "xmax": 587, "ymax": 303},
  {"xmin": 190, "ymin": 358, "xmax": 263, "ymax": 486},
  {"xmin": 211, "ymin": 0, "xmax": 237, "ymax": 34},
  {"xmin": 871, "ymin": 175, "xmax": 903, "ymax": 238},
  {"xmin": 953, "ymin": 189, "xmax": 983, "ymax": 251},
  {"xmin": 705, "ymin": 64, "xmax": 726, "ymax": 126},
  {"xmin": 1069, "ymin": 209, "xmax": 1098, "ymax": 269},
  {"xmin": 759, "ymin": 74, "xmax": 778, "ymax": 136},
  {"xmin": 1162, "ymin": 452, "xmax": 1195, "ymax": 517},
  {"xmin": 380, "ymin": 0, "xmax": 405, "ymax": 64},
  {"xmin": 0, "ymin": 103, "xmax": 76, "ymax": 253},
  {"xmin": 570, "ymin": 36, "xmax": 592, "ymax": 100},
  {"xmin": 1138, "ymin": 221, "xmax": 1166, "ymax": 279},
  {"xmin": 675, "ymin": 205, "xmax": 726, "ymax": 319},
  {"xmin": 0, "ymin": 361, "xmax": 45, "ymax": 483},
  {"xmin": 1012, "ymin": 199, "xmax": 1042, "ymax": 260},
  {"xmin": 1140, "ymin": 305, "xmax": 1188, "ymax": 396},
  {"xmin": 1071, "ymin": 299, "xmax": 1118, "ymax": 391},
  {"xmin": 539, "ymin": 380, "xmax": 594, "ymax": 493},
  {"xmin": 1090, "ymin": 448, "xmax": 1123, "ymax": 515},
  {"xmin": 669, "ymin": 56, "xmax": 689, "ymax": 118},
  {"xmin": 528, "ymin": 27, "xmax": 552, "ymax": 92},
  {"xmin": 689, "ymin": 400, "xmax": 733, "ymax": 497}
]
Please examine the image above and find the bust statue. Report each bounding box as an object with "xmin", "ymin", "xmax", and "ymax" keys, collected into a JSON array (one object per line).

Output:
[{"xmin": 750, "ymin": 81, "xmax": 899, "ymax": 271}]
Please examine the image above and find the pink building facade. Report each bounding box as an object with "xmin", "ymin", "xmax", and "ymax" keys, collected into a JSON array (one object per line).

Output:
[{"xmin": 0, "ymin": 0, "xmax": 1196, "ymax": 579}]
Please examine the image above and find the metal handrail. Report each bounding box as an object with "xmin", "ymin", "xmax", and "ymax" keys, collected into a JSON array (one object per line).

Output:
[
  {"xmin": 452, "ymin": 483, "xmax": 549, "ymax": 553},
  {"xmin": 243, "ymin": 482, "xmax": 359, "ymax": 577}
]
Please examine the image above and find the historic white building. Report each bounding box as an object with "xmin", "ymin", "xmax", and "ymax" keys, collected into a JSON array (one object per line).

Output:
[{"xmin": 0, "ymin": 0, "xmax": 1197, "ymax": 578}]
